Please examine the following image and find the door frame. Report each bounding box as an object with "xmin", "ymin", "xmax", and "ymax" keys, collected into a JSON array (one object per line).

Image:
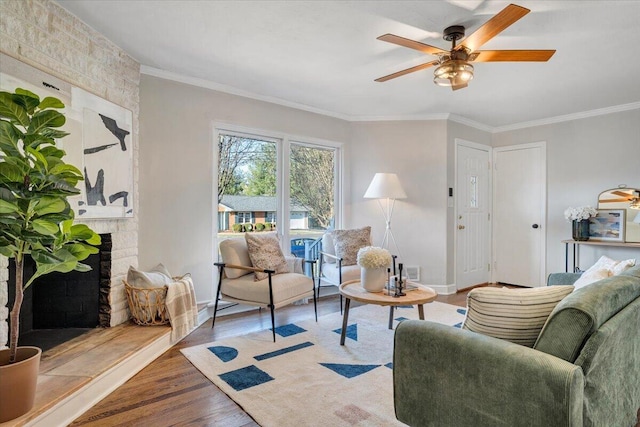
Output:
[
  {"xmin": 454, "ymin": 138, "xmax": 492, "ymax": 290},
  {"xmin": 491, "ymin": 142, "xmax": 547, "ymax": 285}
]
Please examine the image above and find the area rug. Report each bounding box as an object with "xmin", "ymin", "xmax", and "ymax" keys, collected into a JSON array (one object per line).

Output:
[{"xmin": 181, "ymin": 302, "xmax": 466, "ymax": 426}]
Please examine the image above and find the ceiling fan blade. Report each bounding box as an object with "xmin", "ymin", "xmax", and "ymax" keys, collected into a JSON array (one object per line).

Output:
[
  {"xmin": 601, "ymin": 198, "xmax": 634, "ymax": 203},
  {"xmin": 377, "ymin": 34, "xmax": 448, "ymax": 56},
  {"xmin": 458, "ymin": 4, "xmax": 530, "ymax": 53},
  {"xmin": 612, "ymin": 190, "xmax": 633, "ymax": 198},
  {"xmin": 375, "ymin": 60, "xmax": 439, "ymax": 82},
  {"xmin": 473, "ymin": 50, "xmax": 555, "ymax": 62}
]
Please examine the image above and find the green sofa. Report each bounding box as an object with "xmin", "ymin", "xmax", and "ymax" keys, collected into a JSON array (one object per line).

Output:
[{"xmin": 393, "ymin": 265, "xmax": 640, "ymax": 427}]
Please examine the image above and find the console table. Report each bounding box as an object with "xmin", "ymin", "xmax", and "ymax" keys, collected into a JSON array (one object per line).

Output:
[{"xmin": 562, "ymin": 240, "xmax": 640, "ymax": 272}]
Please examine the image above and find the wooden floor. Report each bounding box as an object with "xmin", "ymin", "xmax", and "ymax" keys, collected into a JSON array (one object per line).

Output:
[{"xmin": 70, "ymin": 290, "xmax": 469, "ymax": 426}]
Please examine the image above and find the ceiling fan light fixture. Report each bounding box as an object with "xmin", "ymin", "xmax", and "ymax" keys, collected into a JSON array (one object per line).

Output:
[{"xmin": 433, "ymin": 60, "xmax": 474, "ymax": 87}]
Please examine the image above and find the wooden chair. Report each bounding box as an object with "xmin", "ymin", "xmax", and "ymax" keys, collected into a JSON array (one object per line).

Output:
[{"xmin": 211, "ymin": 238, "xmax": 317, "ymax": 342}]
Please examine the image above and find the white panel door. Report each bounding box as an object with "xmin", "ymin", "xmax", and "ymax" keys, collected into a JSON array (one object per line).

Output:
[
  {"xmin": 493, "ymin": 143, "xmax": 546, "ymax": 287},
  {"xmin": 456, "ymin": 142, "xmax": 491, "ymax": 290}
]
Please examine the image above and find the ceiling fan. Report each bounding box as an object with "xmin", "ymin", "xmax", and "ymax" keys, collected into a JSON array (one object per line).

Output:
[
  {"xmin": 375, "ymin": 3, "xmax": 555, "ymax": 90},
  {"xmin": 600, "ymin": 190, "xmax": 640, "ymax": 205}
]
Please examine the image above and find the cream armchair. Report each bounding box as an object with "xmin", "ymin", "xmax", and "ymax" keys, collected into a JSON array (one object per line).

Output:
[
  {"xmin": 317, "ymin": 227, "xmax": 372, "ymax": 310},
  {"xmin": 211, "ymin": 237, "xmax": 317, "ymax": 342}
]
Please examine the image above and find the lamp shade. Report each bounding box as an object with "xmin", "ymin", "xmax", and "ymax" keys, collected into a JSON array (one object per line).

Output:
[{"xmin": 364, "ymin": 173, "xmax": 407, "ymax": 199}]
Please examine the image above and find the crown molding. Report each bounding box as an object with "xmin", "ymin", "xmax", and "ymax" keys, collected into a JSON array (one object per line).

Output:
[
  {"xmin": 493, "ymin": 102, "xmax": 640, "ymax": 133},
  {"xmin": 447, "ymin": 114, "xmax": 494, "ymax": 133},
  {"xmin": 349, "ymin": 113, "xmax": 450, "ymax": 122},
  {"xmin": 141, "ymin": 66, "xmax": 639, "ymax": 134},
  {"xmin": 140, "ymin": 65, "xmax": 352, "ymax": 122}
]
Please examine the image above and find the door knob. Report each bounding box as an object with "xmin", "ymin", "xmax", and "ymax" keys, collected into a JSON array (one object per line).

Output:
[
  {"xmin": 458, "ymin": 225, "xmax": 465, "ymax": 230},
  {"xmin": 532, "ymin": 224, "xmax": 539, "ymax": 229}
]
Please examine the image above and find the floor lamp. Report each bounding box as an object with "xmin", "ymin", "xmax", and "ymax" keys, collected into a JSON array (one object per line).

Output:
[{"xmin": 364, "ymin": 173, "xmax": 407, "ymax": 257}]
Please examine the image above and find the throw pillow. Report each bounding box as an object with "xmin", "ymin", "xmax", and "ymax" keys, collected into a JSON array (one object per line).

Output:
[
  {"xmin": 573, "ymin": 255, "xmax": 637, "ymax": 289},
  {"xmin": 127, "ymin": 264, "xmax": 173, "ymax": 288},
  {"xmin": 573, "ymin": 267, "xmax": 611, "ymax": 290},
  {"xmin": 611, "ymin": 258, "xmax": 636, "ymax": 276},
  {"xmin": 462, "ymin": 285, "xmax": 574, "ymax": 347},
  {"xmin": 245, "ymin": 232, "xmax": 290, "ymax": 281},
  {"xmin": 331, "ymin": 226, "xmax": 371, "ymax": 267}
]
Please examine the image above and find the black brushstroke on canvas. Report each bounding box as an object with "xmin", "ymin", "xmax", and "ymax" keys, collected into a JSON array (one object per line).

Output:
[
  {"xmin": 84, "ymin": 168, "xmax": 106, "ymax": 206},
  {"xmin": 84, "ymin": 143, "xmax": 118, "ymax": 154},
  {"xmin": 99, "ymin": 113, "xmax": 130, "ymax": 151},
  {"xmin": 109, "ymin": 191, "xmax": 129, "ymax": 207}
]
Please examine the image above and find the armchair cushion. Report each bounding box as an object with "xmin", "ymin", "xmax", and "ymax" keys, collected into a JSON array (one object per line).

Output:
[
  {"xmin": 321, "ymin": 263, "xmax": 360, "ymax": 285},
  {"xmin": 221, "ymin": 273, "xmax": 313, "ymax": 306},
  {"xmin": 463, "ymin": 285, "xmax": 574, "ymax": 347},
  {"xmin": 245, "ymin": 232, "xmax": 289, "ymax": 281},
  {"xmin": 219, "ymin": 238, "xmax": 252, "ymax": 279},
  {"xmin": 330, "ymin": 226, "xmax": 371, "ymax": 267}
]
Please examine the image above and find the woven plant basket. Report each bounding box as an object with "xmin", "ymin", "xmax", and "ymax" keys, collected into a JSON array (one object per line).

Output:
[{"xmin": 124, "ymin": 281, "xmax": 170, "ymax": 325}]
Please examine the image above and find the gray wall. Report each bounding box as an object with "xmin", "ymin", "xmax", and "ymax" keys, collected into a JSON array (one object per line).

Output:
[
  {"xmin": 349, "ymin": 120, "xmax": 449, "ymax": 287},
  {"xmin": 140, "ymin": 73, "xmax": 639, "ymax": 303},
  {"xmin": 139, "ymin": 75, "xmax": 350, "ymax": 300},
  {"xmin": 492, "ymin": 109, "xmax": 640, "ymax": 273}
]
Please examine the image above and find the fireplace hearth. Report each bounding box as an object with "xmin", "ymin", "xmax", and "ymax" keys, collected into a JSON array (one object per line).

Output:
[{"xmin": 7, "ymin": 234, "xmax": 112, "ymax": 351}]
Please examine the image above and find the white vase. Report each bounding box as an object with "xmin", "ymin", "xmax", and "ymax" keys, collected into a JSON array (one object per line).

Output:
[{"xmin": 361, "ymin": 267, "xmax": 387, "ymax": 292}]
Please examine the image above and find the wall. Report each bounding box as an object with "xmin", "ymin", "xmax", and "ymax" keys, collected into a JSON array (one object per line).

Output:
[
  {"xmin": 492, "ymin": 108, "xmax": 640, "ymax": 274},
  {"xmin": 0, "ymin": 0, "xmax": 141, "ymax": 346},
  {"xmin": 138, "ymin": 75, "xmax": 350, "ymax": 302},
  {"xmin": 348, "ymin": 121, "xmax": 450, "ymax": 289}
]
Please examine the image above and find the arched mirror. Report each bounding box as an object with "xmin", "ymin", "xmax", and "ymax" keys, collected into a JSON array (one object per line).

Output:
[{"xmin": 598, "ymin": 187, "xmax": 640, "ymax": 242}]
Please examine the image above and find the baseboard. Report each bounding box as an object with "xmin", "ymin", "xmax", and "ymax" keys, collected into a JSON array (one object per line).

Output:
[{"xmin": 428, "ymin": 283, "xmax": 457, "ymax": 295}]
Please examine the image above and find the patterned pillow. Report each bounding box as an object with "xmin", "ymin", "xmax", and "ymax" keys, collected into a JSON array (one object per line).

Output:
[
  {"xmin": 462, "ymin": 285, "xmax": 574, "ymax": 347},
  {"xmin": 245, "ymin": 232, "xmax": 290, "ymax": 281},
  {"xmin": 331, "ymin": 226, "xmax": 371, "ymax": 267}
]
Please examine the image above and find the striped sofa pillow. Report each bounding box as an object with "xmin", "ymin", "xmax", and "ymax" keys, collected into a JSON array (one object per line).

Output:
[{"xmin": 462, "ymin": 285, "xmax": 574, "ymax": 347}]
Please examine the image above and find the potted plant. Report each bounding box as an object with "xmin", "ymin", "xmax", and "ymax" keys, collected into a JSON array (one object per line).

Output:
[{"xmin": 0, "ymin": 88, "xmax": 101, "ymax": 422}]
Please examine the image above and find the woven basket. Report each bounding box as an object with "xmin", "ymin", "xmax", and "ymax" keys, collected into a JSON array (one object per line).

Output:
[{"xmin": 124, "ymin": 281, "xmax": 170, "ymax": 326}]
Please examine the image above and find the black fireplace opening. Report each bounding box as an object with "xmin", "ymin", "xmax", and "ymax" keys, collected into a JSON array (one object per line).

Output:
[{"xmin": 7, "ymin": 234, "xmax": 112, "ymax": 352}]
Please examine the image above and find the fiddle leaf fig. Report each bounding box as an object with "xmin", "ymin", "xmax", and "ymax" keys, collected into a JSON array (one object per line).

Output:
[{"xmin": 0, "ymin": 88, "xmax": 101, "ymax": 363}]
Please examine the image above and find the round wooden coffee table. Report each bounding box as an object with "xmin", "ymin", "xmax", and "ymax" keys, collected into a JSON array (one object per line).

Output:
[{"xmin": 338, "ymin": 280, "xmax": 438, "ymax": 345}]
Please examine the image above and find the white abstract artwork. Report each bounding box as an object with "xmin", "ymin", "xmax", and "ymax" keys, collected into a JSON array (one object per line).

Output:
[{"xmin": 71, "ymin": 88, "xmax": 134, "ymax": 218}]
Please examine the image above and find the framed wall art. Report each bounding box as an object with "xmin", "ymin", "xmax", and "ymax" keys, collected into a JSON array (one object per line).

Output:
[
  {"xmin": 1, "ymin": 54, "xmax": 134, "ymax": 219},
  {"xmin": 589, "ymin": 209, "xmax": 626, "ymax": 242}
]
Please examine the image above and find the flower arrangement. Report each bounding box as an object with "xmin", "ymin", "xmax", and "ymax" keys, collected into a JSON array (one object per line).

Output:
[
  {"xmin": 357, "ymin": 246, "xmax": 392, "ymax": 269},
  {"xmin": 564, "ymin": 206, "xmax": 598, "ymax": 221}
]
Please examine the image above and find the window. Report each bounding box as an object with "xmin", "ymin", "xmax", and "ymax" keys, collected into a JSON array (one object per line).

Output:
[
  {"xmin": 216, "ymin": 127, "xmax": 342, "ymax": 255},
  {"xmin": 266, "ymin": 212, "xmax": 276, "ymax": 223},
  {"xmin": 236, "ymin": 212, "xmax": 253, "ymax": 224}
]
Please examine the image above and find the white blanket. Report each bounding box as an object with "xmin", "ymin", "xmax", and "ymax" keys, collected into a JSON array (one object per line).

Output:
[{"xmin": 165, "ymin": 276, "xmax": 198, "ymax": 343}]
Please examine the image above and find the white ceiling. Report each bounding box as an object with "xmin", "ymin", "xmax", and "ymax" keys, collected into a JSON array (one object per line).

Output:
[{"xmin": 56, "ymin": 0, "xmax": 640, "ymax": 129}]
